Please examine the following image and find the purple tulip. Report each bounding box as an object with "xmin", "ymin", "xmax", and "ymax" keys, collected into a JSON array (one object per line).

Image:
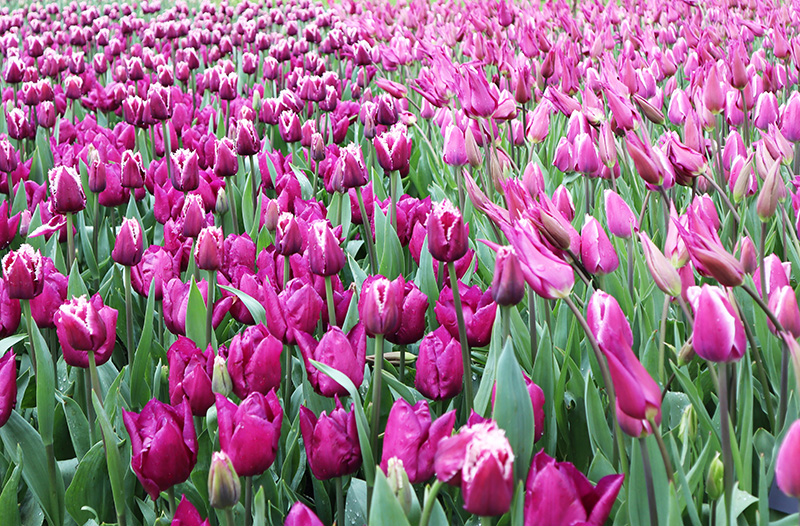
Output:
[
  {"xmin": 171, "ymin": 149, "xmax": 200, "ymax": 192},
  {"xmin": 168, "ymin": 337, "xmax": 215, "ymax": 417},
  {"xmin": 112, "ymin": 218, "xmax": 144, "ymax": 267},
  {"xmin": 0, "ymin": 350, "xmax": 16, "ymax": 428},
  {"xmin": 435, "ymin": 281, "xmax": 497, "ymax": 348},
  {"xmin": 415, "ymin": 326, "xmax": 464, "ymax": 400},
  {"xmin": 687, "ymin": 285, "xmax": 746, "ymax": 363},
  {"xmin": 295, "ymin": 323, "xmax": 366, "ymax": 398},
  {"xmin": 284, "ymin": 502, "xmax": 324, "ymax": 526},
  {"xmin": 172, "ymin": 495, "xmax": 210, "ymax": 526},
  {"xmin": 227, "ymin": 324, "xmax": 283, "ymax": 400},
  {"xmin": 0, "ymin": 279, "xmax": 20, "ymax": 338},
  {"xmin": 386, "ymin": 280, "xmax": 429, "ymax": 345},
  {"xmin": 358, "ymin": 275, "xmax": 404, "ymax": 336},
  {"xmin": 195, "ymin": 226, "xmax": 224, "ymax": 271},
  {"xmin": 131, "ymin": 246, "xmax": 180, "ymax": 301},
  {"xmin": 373, "ymin": 124, "xmax": 412, "ymax": 175},
  {"xmin": 427, "ymin": 199, "xmax": 469, "ymax": 264},
  {"xmin": 48, "ymin": 166, "xmax": 86, "ymax": 214},
  {"xmin": 299, "ymin": 399, "xmax": 362, "ymax": 480},
  {"xmin": 54, "ymin": 294, "xmax": 118, "ymax": 368},
  {"xmin": 308, "ymin": 220, "xmax": 345, "ymax": 277},
  {"xmin": 2, "ymin": 244, "xmax": 44, "ymax": 300},
  {"xmin": 216, "ymin": 391, "xmax": 283, "ymax": 478}
]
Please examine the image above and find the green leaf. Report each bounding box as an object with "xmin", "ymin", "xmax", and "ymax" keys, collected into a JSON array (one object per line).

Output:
[
  {"xmin": 493, "ymin": 339, "xmax": 535, "ymax": 483},
  {"xmin": 59, "ymin": 395, "xmax": 91, "ymax": 460},
  {"xmin": 67, "ymin": 258, "xmax": 89, "ymax": 299},
  {"xmin": 0, "ymin": 458, "xmax": 21, "ymax": 526},
  {"xmin": 32, "ymin": 322, "xmax": 54, "ymax": 447},
  {"xmin": 0, "ymin": 335, "xmax": 26, "ymax": 357},
  {"xmin": 368, "ymin": 470, "xmax": 412, "ymax": 526},
  {"xmin": 92, "ymin": 392, "xmax": 127, "ymax": 526},
  {"xmin": 253, "ymin": 486, "xmax": 266, "ymax": 526},
  {"xmin": 65, "ymin": 443, "xmax": 113, "ymax": 525},
  {"xmin": 345, "ymin": 478, "xmax": 367, "ymax": 526},
  {"xmin": 374, "ymin": 202, "xmax": 402, "ymax": 280},
  {"xmin": 310, "ymin": 360, "xmax": 375, "ymax": 485},
  {"xmin": 131, "ymin": 279, "xmax": 157, "ymax": 409},
  {"xmin": 218, "ymin": 285, "xmax": 267, "ymax": 326},
  {"xmin": 584, "ymin": 373, "xmax": 614, "ymax": 460},
  {"xmin": 185, "ymin": 276, "xmax": 208, "ymax": 349}
]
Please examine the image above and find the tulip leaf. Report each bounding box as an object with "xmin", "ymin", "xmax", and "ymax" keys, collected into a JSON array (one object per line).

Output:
[
  {"xmin": 59, "ymin": 394, "xmax": 91, "ymax": 460},
  {"xmin": 219, "ymin": 284, "xmax": 268, "ymax": 326},
  {"xmin": 0, "ymin": 457, "xmax": 21, "ymax": 526},
  {"xmin": 0, "ymin": 411, "xmax": 65, "ymax": 526},
  {"xmin": 186, "ymin": 276, "xmax": 208, "ymax": 350},
  {"xmin": 368, "ymin": 470, "xmax": 412, "ymax": 526},
  {"xmin": 242, "ymin": 172, "xmax": 255, "ymax": 235},
  {"xmin": 414, "ymin": 236, "xmax": 439, "ymax": 328},
  {"xmin": 131, "ymin": 279, "xmax": 157, "ymax": 410},
  {"xmin": 92, "ymin": 391, "xmax": 127, "ymax": 526},
  {"xmin": 0, "ymin": 334, "xmax": 26, "ymax": 357},
  {"xmin": 310, "ymin": 360, "xmax": 375, "ymax": 485},
  {"xmin": 373, "ymin": 202, "xmax": 402, "ymax": 280},
  {"xmin": 31, "ymin": 321, "xmax": 55, "ymax": 447},
  {"xmin": 584, "ymin": 373, "xmax": 614, "ymax": 460},
  {"xmin": 347, "ymin": 253, "xmax": 368, "ymax": 290},
  {"xmin": 67, "ymin": 258, "xmax": 90, "ymax": 299},
  {"xmin": 253, "ymin": 486, "xmax": 266, "ymax": 526},
  {"xmin": 381, "ymin": 369, "xmax": 423, "ymax": 404},
  {"xmin": 65, "ymin": 442, "xmax": 113, "ymax": 525},
  {"xmin": 493, "ymin": 338, "xmax": 535, "ymax": 483},
  {"xmin": 75, "ymin": 212, "xmax": 99, "ymax": 279},
  {"xmin": 345, "ymin": 478, "xmax": 368, "ymax": 526}
]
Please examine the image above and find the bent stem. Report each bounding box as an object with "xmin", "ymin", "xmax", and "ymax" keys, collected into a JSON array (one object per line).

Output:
[
  {"xmin": 448, "ymin": 261, "xmax": 474, "ymax": 415},
  {"xmin": 356, "ymin": 186, "xmax": 377, "ymax": 273},
  {"xmin": 639, "ymin": 437, "xmax": 659, "ymax": 526},
  {"xmin": 371, "ymin": 334, "xmax": 385, "ymax": 464},
  {"xmin": 419, "ymin": 480, "xmax": 445, "ymax": 526},
  {"xmin": 563, "ymin": 294, "xmax": 628, "ymax": 476},
  {"xmin": 719, "ymin": 362, "xmax": 734, "ymax": 526}
]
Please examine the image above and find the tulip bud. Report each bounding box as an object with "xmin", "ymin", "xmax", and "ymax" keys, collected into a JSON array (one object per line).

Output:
[
  {"xmin": 359, "ymin": 275, "xmax": 404, "ymax": 336},
  {"xmin": 87, "ymin": 146, "xmax": 106, "ymax": 193},
  {"xmin": 386, "ymin": 458, "xmax": 414, "ymax": 517},
  {"xmin": 310, "ymin": 132, "xmax": 325, "ymax": 162},
  {"xmin": 182, "ymin": 194, "xmax": 206, "ymax": 239},
  {"xmin": 678, "ymin": 404, "xmax": 697, "ymax": 444},
  {"xmin": 768, "ymin": 286, "xmax": 800, "ymax": 338},
  {"xmin": 604, "ymin": 190, "xmax": 638, "ymax": 239},
  {"xmin": 214, "ymin": 138, "xmax": 239, "ymax": 179},
  {"xmin": 285, "ymin": 503, "xmax": 325, "ymax": 526},
  {"xmin": 638, "ymin": 232, "xmax": 682, "ymax": 297},
  {"xmin": 275, "ymin": 213, "xmax": 303, "ymax": 256},
  {"xmin": 428, "ymin": 200, "xmax": 469, "ymax": 263},
  {"xmin": 263, "ymin": 199, "xmax": 279, "ymax": 231},
  {"xmin": 738, "ymin": 236, "xmax": 758, "ymax": 275},
  {"xmin": 308, "ymin": 220, "xmax": 344, "ymax": 277},
  {"xmin": 120, "ymin": 150, "xmax": 145, "ymax": 189},
  {"xmin": 2, "ymin": 244, "xmax": 45, "ymax": 300},
  {"xmin": 212, "ymin": 355, "xmax": 232, "ymax": 396},
  {"xmin": 581, "ymin": 215, "xmax": 619, "ymax": 275},
  {"xmin": 706, "ymin": 454, "xmax": 724, "ymax": 500},
  {"xmin": 776, "ymin": 420, "xmax": 800, "ymax": 498},
  {"xmin": 112, "ymin": 218, "xmax": 144, "ymax": 267},
  {"xmin": 491, "ymin": 246, "xmax": 524, "ymax": 306},
  {"xmin": 215, "ymin": 188, "xmax": 229, "ymax": 216},
  {"xmin": 756, "ymin": 159, "xmax": 784, "ymax": 222},
  {"xmin": 465, "ymin": 127, "xmax": 483, "ymax": 168},
  {"xmin": 195, "ymin": 227, "xmax": 224, "ymax": 271},
  {"xmin": 208, "ymin": 451, "xmax": 240, "ymax": 509},
  {"xmin": 677, "ymin": 338, "xmax": 695, "ymax": 365},
  {"xmin": 48, "ymin": 166, "xmax": 86, "ymax": 214}
]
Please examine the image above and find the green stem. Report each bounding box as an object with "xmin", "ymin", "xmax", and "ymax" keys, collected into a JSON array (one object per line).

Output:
[
  {"xmin": 356, "ymin": 186, "xmax": 378, "ymax": 274},
  {"xmin": 336, "ymin": 477, "xmax": 345, "ymax": 526},
  {"xmin": 372, "ymin": 334, "xmax": 385, "ymax": 463},
  {"xmin": 418, "ymin": 480, "xmax": 445, "ymax": 526},
  {"xmin": 229, "ymin": 183, "xmax": 239, "ymax": 236},
  {"xmin": 529, "ymin": 287, "xmax": 537, "ymax": 368},
  {"xmin": 647, "ymin": 416, "xmax": 674, "ymax": 484},
  {"xmin": 448, "ymin": 262, "xmax": 474, "ymax": 415},
  {"xmin": 736, "ymin": 297, "xmax": 777, "ymax": 431},
  {"xmin": 23, "ymin": 300, "xmax": 37, "ymax": 376},
  {"xmin": 325, "ymin": 276, "xmax": 337, "ymax": 327},
  {"xmin": 626, "ymin": 237, "xmax": 635, "ymax": 303},
  {"xmin": 399, "ymin": 345, "xmax": 405, "ymax": 383},
  {"xmin": 224, "ymin": 508, "xmax": 235, "ymax": 526},
  {"xmin": 658, "ymin": 296, "xmax": 669, "ymax": 384},
  {"xmin": 283, "ymin": 254, "xmax": 291, "ymax": 290},
  {"xmin": 88, "ymin": 351, "xmax": 102, "ymax": 407},
  {"xmin": 245, "ymin": 476, "xmax": 253, "ymax": 526},
  {"xmin": 250, "ymin": 154, "xmax": 258, "ymax": 225},
  {"xmin": 284, "ymin": 345, "xmax": 294, "ymax": 411},
  {"xmin": 84, "ymin": 368, "xmax": 96, "ymax": 443},
  {"xmin": 481, "ymin": 517, "xmax": 493, "ymax": 526},
  {"xmin": 167, "ymin": 486, "xmax": 176, "ymax": 518},
  {"xmin": 92, "ymin": 193, "xmax": 100, "ymax": 290},
  {"xmin": 759, "ymin": 221, "xmax": 767, "ymax": 301},
  {"xmin": 206, "ymin": 270, "xmax": 216, "ymax": 349},
  {"xmin": 719, "ymin": 362, "xmax": 734, "ymax": 526},
  {"xmin": 639, "ymin": 437, "xmax": 659, "ymax": 526},
  {"xmin": 66, "ymin": 212, "xmax": 74, "ymax": 272},
  {"xmin": 501, "ymin": 305, "xmax": 510, "ymax": 342},
  {"xmin": 124, "ymin": 266, "xmax": 134, "ymax": 370},
  {"xmin": 162, "ymin": 120, "xmax": 172, "ymax": 184},
  {"xmin": 390, "ymin": 169, "xmax": 399, "ymax": 234}
]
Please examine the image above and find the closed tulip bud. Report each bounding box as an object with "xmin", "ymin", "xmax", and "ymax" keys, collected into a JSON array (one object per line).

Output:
[
  {"xmin": 687, "ymin": 285, "xmax": 746, "ymax": 362},
  {"xmin": 299, "ymin": 399, "xmax": 362, "ymax": 480},
  {"xmin": 208, "ymin": 451, "xmax": 240, "ymax": 509},
  {"xmin": 581, "ymin": 215, "xmax": 619, "ymax": 275},
  {"xmin": 148, "ymin": 84, "xmax": 171, "ymax": 121},
  {"xmin": 48, "ymin": 166, "xmax": 86, "ymax": 213},
  {"xmin": 214, "ymin": 138, "xmax": 239, "ymax": 178},
  {"xmin": 171, "ymin": 149, "xmax": 200, "ymax": 192},
  {"xmin": 387, "ymin": 458, "xmax": 415, "ymax": 516},
  {"xmin": 216, "ymin": 391, "xmax": 282, "ymax": 477},
  {"xmin": 64, "ymin": 75, "xmax": 83, "ymax": 100},
  {"xmin": 263, "ymin": 199, "xmax": 279, "ymax": 231},
  {"xmin": 465, "ymin": 127, "xmax": 483, "ymax": 168},
  {"xmin": 284, "ymin": 503, "xmax": 324, "ymax": 526},
  {"xmin": 781, "ymin": 92, "xmax": 800, "ymax": 142},
  {"xmin": 310, "ymin": 132, "xmax": 325, "ymax": 162},
  {"xmin": 182, "ymin": 194, "xmax": 206, "ymax": 239},
  {"xmin": 87, "ymin": 146, "xmax": 106, "ymax": 193},
  {"xmin": 768, "ymin": 286, "xmax": 800, "ymax": 338},
  {"xmin": 212, "ymin": 355, "xmax": 232, "ymax": 396},
  {"xmin": 121, "ymin": 150, "xmax": 145, "ymax": 189},
  {"xmin": 443, "ymin": 124, "xmax": 468, "ymax": 167},
  {"xmin": 275, "ymin": 213, "xmax": 304, "ymax": 256},
  {"xmin": 737, "ymin": 236, "xmax": 757, "ymax": 275},
  {"xmin": 195, "ymin": 227, "xmax": 224, "ymax": 271},
  {"xmin": 123, "ymin": 400, "xmax": 198, "ymax": 500},
  {"xmin": 756, "ymin": 159, "xmax": 785, "ymax": 221},
  {"xmin": 776, "ymin": 420, "xmax": 800, "ymax": 498},
  {"xmin": 168, "ymin": 337, "xmax": 215, "ymax": 416},
  {"xmin": 215, "ymin": 188, "xmax": 229, "ymax": 216},
  {"xmin": 0, "ymin": 138, "xmax": 18, "ymax": 174},
  {"xmin": 678, "ymin": 404, "xmax": 697, "ymax": 444},
  {"xmin": 227, "ymin": 324, "xmax": 283, "ymax": 400},
  {"xmin": 491, "ymin": 246, "xmax": 525, "ymax": 306},
  {"xmin": 308, "ymin": 220, "xmax": 344, "ymax": 277},
  {"xmin": 604, "ymin": 190, "xmax": 637, "ymax": 239},
  {"xmin": 598, "ymin": 122, "xmax": 617, "ymax": 168},
  {"xmin": 638, "ymin": 232, "xmax": 682, "ymax": 297},
  {"xmin": 279, "ymin": 111, "xmax": 302, "ymax": 143},
  {"xmin": 706, "ymin": 454, "xmax": 725, "ymax": 500},
  {"xmin": 0, "ymin": 350, "xmax": 16, "ymax": 428},
  {"xmin": 415, "ymin": 326, "xmax": 464, "ymax": 400},
  {"xmin": 428, "ymin": 200, "xmax": 469, "ymax": 263},
  {"xmin": 359, "ymin": 275, "xmax": 404, "ymax": 336},
  {"xmin": 55, "ymin": 294, "xmax": 117, "ymax": 368},
  {"xmin": 37, "ymin": 101, "xmax": 56, "ymax": 129},
  {"xmin": 2, "ymin": 244, "xmax": 44, "ymax": 300},
  {"xmin": 113, "ymin": 218, "xmax": 144, "ymax": 266}
]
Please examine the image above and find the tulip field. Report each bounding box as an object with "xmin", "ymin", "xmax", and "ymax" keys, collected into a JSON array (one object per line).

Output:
[{"xmin": 4, "ymin": 0, "xmax": 800, "ymax": 525}]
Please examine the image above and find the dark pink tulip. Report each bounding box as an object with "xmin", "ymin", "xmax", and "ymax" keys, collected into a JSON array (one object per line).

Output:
[
  {"xmin": 168, "ymin": 337, "xmax": 215, "ymax": 417},
  {"xmin": 331, "ymin": 143, "xmax": 368, "ymax": 190},
  {"xmin": 0, "ymin": 350, "xmax": 16, "ymax": 428},
  {"xmin": 214, "ymin": 138, "xmax": 239, "ymax": 179},
  {"xmin": 434, "ymin": 420, "xmax": 514, "ymax": 516},
  {"xmin": 625, "ymin": 132, "xmax": 664, "ymax": 186},
  {"xmin": 776, "ymin": 420, "xmax": 800, "ymax": 498},
  {"xmin": 296, "ymin": 323, "xmax": 366, "ymax": 397},
  {"xmin": 284, "ymin": 502, "xmax": 324, "ymax": 526},
  {"xmin": 604, "ymin": 190, "xmax": 638, "ymax": 239},
  {"xmin": 279, "ymin": 278, "xmax": 325, "ymax": 342},
  {"xmin": 55, "ymin": 294, "xmax": 118, "ymax": 368},
  {"xmin": 428, "ymin": 199, "xmax": 469, "ymax": 263},
  {"xmin": 222, "ymin": 234, "xmax": 256, "ymax": 277},
  {"xmin": 415, "ymin": 326, "xmax": 464, "ymax": 400},
  {"xmin": 279, "ymin": 111, "xmax": 302, "ymax": 143},
  {"xmin": 299, "ymin": 399, "xmax": 362, "ymax": 480},
  {"xmin": 121, "ymin": 150, "xmax": 145, "ymax": 189},
  {"xmin": 435, "ymin": 281, "xmax": 497, "ymax": 348},
  {"xmin": 2, "ymin": 244, "xmax": 44, "ymax": 300},
  {"xmin": 638, "ymin": 232, "xmax": 682, "ymax": 297},
  {"xmin": 112, "ymin": 218, "xmax": 144, "ymax": 266},
  {"xmin": 195, "ymin": 227, "xmax": 224, "ymax": 271},
  {"xmin": 381, "ymin": 400, "xmax": 457, "ymax": 485},
  {"xmin": 768, "ymin": 286, "xmax": 800, "ymax": 338},
  {"xmin": 0, "ymin": 279, "xmax": 20, "ymax": 337},
  {"xmin": 686, "ymin": 285, "xmax": 746, "ymax": 363},
  {"xmin": 754, "ymin": 254, "xmax": 791, "ymax": 298},
  {"xmin": 359, "ymin": 275, "xmax": 404, "ymax": 336},
  {"xmin": 580, "ymin": 216, "xmax": 619, "ymax": 275},
  {"xmin": 586, "ymin": 290, "xmax": 633, "ymax": 350},
  {"xmin": 131, "ymin": 246, "xmax": 180, "ymax": 300},
  {"xmin": 676, "ymin": 211, "xmax": 744, "ymax": 287},
  {"xmin": 181, "ymin": 194, "xmax": 206, "ymax": 239},
  {"xmin": 0, "ymin": 202, "xmax": 18, "ymax": 250},
  {"xmin": 524, "ymin": 450, "xmax": 624, "ymax": 526},
  {"xmin": 275, "ymin": 213, "xmax": 304, "ymax": 256},
  {"xmin": 227, "ymin": 324, "xmax": 283, "ymax": 400},
  {"xmin": 386, "ymin": 280, "xmax": 429, "ymax": 345},
  {"xmin": 123, "ymin": 399, "xmax": 198, "ymax": 500},
  {"xmin": 236, "ymin": 119, "xmax": 260, "ymax": 156},
  {"xmin": 171, "ymin": 149, "xmax": 200, "ymax": 192},
  {"xmin": 308, "ymin": 220, "xmax": 344, "ymax": 277},
  {"xmin": 216, "ymin": 391, "xmax": 282, "ymax": 477},
  {"xmin": 443, "ymin": 124, "xmax": 468, "ymax": 167},
  {"xmin": 573, "ymin": 133, "xmax": 600, "ymax": 175},
  {"xmin": 48, "ymin": 166, "xmax": 86, "ymax": 214},
  {"xmin": 458, "ymin": 66, "xmax": 498, "ymax": 118},
  {"xmin": 172, "ymin": 496, "xmax": 210, "ymax": 526},
  {"xmin": 373, "ymin": 124, "xmax": 411, "ymax": 175},
  {"xmin": 781, "ymin": 92, "xmax": 800, "ymax": 142},
  {"xmin": 148, "ymin": 84, "xmax": 171, "ymax": 121},
  {"xmin": 162, "ymin": 278, "xmax": 226, "ymax": 337}
]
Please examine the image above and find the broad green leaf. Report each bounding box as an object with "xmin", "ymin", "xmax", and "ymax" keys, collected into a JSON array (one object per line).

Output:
[
  {"xmin": 0, "ymin": 458, "xmax": 21, "ymax": 526},
  {"xmin": 185, "ymin": 276, "xmax": 208, "ymax": 349},
  {"xmin": 67, "ymin": 258, "xmax": 89, "ymax": 299},
  {"xmin": 65, "ymin": 443, "xmax": 113, "ymax": 525},
  {"xmin": 368, "ymin": 470, "xmax": 411, "ymax": 526},
  {"xmin": 131, "ymin": 279, "xmax": 157, "ymax": 409},
  {"xmin": 92, "ymin": 392, "xmax": 126, "ymax": 526},
  {"xmin": 584, "ymin": 373, "xmax": 614, "ymax": 460},
  {"xmin": 59, "ymin": 395, "xmax": 91, "ymax": 460},
  {"xmin": 32, "ymin": 322, "xmax": 54, "ymax": 446},
  {"xmin": 218, "ymin": 284, "xmax": 267, "ymax": 326}
]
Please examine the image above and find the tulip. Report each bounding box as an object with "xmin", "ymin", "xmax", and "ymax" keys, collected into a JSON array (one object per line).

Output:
[
  {"xmin": 48, "ymin": 166, "xmax": 86, "ymax": 214},
  {"xmin": 172, "ymin": 496, "xmax": 211, "ymax": 526},
  {"xmin": 215, "ymin": 391, "xmax": 283, "ymax": 477},
  {"xmin": 278, "ymin": 278, "xmax": 325, "ymax": 342},
  {"xmin": 434, "ymin": 420, "xmax": 515, "ymax": 516},
  {"xmin": 676, "ymin": 213, "xmax": 744, "ymax": 287},
  {"xmin": 380, "ymin": 399, "xmax": 456, "ymax": 484},
  {"xmin": 181, "ymin": 194, "xmax": 206, "ymax": 239},
  {"xmin": 131, "ymin": 246, "xmax": 180, "ymax": 300},
  {"xmin": 120, "ymin": 150, "xmax": 145, "ymax": 189},
  {"xmin": 781, "ymin": 92, "xmax": 800, "ymax": 142},
  {"xmin": 443, "ymin": 124, "xmax": 468, "ymax": 166},
  {"xmin": 299, "ymin": 399, "xmax": 362, "ymax": 480},
  {"xmin": 768, "ymin": 286, "xmax": 800, "ymax": 338},
  {"xmin": 0, "ymin": 350, "xmax": 16, "ymax": 427},
  {"xmin": 208, "ymin": 451, "xmax": 240, "ymax": 509},
  {"xmin": 374, "ymin": 124, "xmax": 412, "ymax": 175},
  {"xmin": 415, "ymin": 326, "xmax": 464, "ymax": 400},
  {"xmin": 279, "ymin": 111, "xmax": 302, "ymax": 143},
  {"xmin": 54, "ymin": 294, "xmax": 118, "ymax": 368},
  {"xmin": 227, "ymin": 324, "xmax": 283, "ymax": 400},
  {"xmin": 285, "ymin": 502, "xmax": 325, "ymax": 526},
  {"xmin": 756, "ymin": 159, "xmax": 784, "ymax": 221},
  {"xmin": 586, "ymin": 290, "xmax": 634, "ymax": 351},
  {"xmin": 523, "ymin": 450, "xmax": 624, "ymax": 526},
  {"xmin": 214, "ymin": 138, "xmax": 239, "ymax": 179},
  {"xmin": 427, "ymin": 199, "xmax": 469, "ymax": 263},
  {"xmin": 29, "ymin": 258, "xmax": 67, "ymax": 329},
  {"xmin": 171, "ymin": 149, "xmax": 200, "ymax": 192},
  {"xmin": 112, "ymin": 218, "xmax": 144, "ymax": 266},
  {"xmin": 359, "ymin": 275, "xmax": 404, "ymax": 336},
  {"xmin": 275, "ymin": 213, "xmax": 304, "ymax": 256},
  {"xmin": 435, "ymin": 281, "xmax": 497, "ymax": 348},
  {"xmin": 776, "ymin": 420, "xmax": 800, "ymax": 498},
  {"xmin": 581, "ymin": 215, "xmax": 619, "ymax": 275},
  {"xmin": 308, "ymin": 220, "xmax": 345, "ymax": 277},
  {"xmin": 195, "ymin": 227, "xmax": 224, "ymax": 271},
  {"xmin": 296, "ymin": 323, "xmax": 366, "ymax": 397},
  {"xmin": 0, "ymin": 202, "xmax": 19, "ymax": 250},
  {"xmin": 236, "ymin": 120, "xmax": 260, "ymax": 157},
  {"xmin": 168, "ymin": 337, "xmax": 215, "ymax": 416},
  {"xmin": 0, "ymin": 279, "xmax": 20, "ymax": 338},
  {"xmin": 638, "ymin": 232, "xmax": 682, "ymax": 297},
  {"xmin": 686, "ymin": 285, "xmax": 746, "ymax": 362},
  {"xmin": 2, "ymin": 244, "xmax": 44, "ymax": 300},
  {"xmin": 331, "ymin": 144, "xmax": 369, "ymax": 190},
  {"xmin": 604, "ymin": 190, "xmax": 638, "ymax": 239},
  {"xmin": 738, "ymin": 236, "xmax": 758, "ymax": 275},
  {"xmin": 123, "ymin": 399, "xmax": 198, "ymax": 500},
  {"xmin": 385, "ymin": 280, "xmax": 429, "ymax": 345}
]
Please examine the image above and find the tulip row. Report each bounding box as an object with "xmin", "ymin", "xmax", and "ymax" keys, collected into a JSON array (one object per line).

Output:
[{"xmin": 1, "ymin": 0, "xmax": 800, "ymax": 525}]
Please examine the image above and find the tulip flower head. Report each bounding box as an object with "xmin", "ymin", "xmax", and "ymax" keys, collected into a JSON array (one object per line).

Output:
[
  {"xmin": 2, "ymin": 244, "xmax": 44, "ymax": 300},
  {"xmin": 54, "ymin": 294, "xmax": 118, "ymax": 368},
  {"xmin": 48, "ymin": 166, "xmax": 86, "ymax": 213},
  {"xmin": 428, "ymin": 199, "xmax": 469, "ymax": 263},
  {"xmin": 299, "ymin": 399, "xmax": 362, "ymax": 480}
]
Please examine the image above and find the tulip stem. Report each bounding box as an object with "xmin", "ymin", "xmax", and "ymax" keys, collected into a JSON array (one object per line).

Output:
[
  {"xmin": 162, "ymin": 120, "xmax": 172, "ymax": 183},
  {"xmin": 245, "ymin": 476, "xmax": 253, "ymax": 526},
  {"xmin": 84, "ymin": 368, "xmax": 96, "ymax": 443},
  {"xmin": 759, "ymin": 221, "xmax": 768, "ymax": 302},
  {"xmin": 501, "ymin": 305, "xmax": 510, "ymax": 343},
  {"xmin": 356, "ymin": 186, "xmax": 377, "ymax": 273},
  {"xmin": 325, "ymin": 276, "xmax": 337, "ymax": 327},
  {"xmin": 206, "ymin": 270, "xmax": 216, "ymax": 349},
  {"xmin": 562, "ymin": 294, "xmax": 628, "ymax": 476},
  {"xmin": 481, "ymin": 517, "xmax": 493, "ymax": 526},
  {"xmin": 284, "ymin": 345, "xmax": 294, "ymax": 408},
  {"xmin": 390, "ymin": 169, "xmax": 399, "ymax": 235},
  {"xmin": 250, "ymin": 154, "xmax": 258, "ymax": 223},
  {"xmin": 718, "ymin": 362, "xmax": 734, "ymax": 526},
  {"xmin": 448, "ymin": 262, "xmax": 474, "ymax": 415},
  {"xmin": 371, "ymin": 334, "xmax": 385, "ymax": 463},
  {"xmin": 647, "ymin": 416, "xmax": 674, "ymax": 484},
  {"xmin": 23, "ymin": 300, "xmax": 37, "ymax": 377},
  {"xmin": 224, "ymin": 508, "xmax": 235, "ymax": 526},
  {"xmin": 283, "ymin": 255, "xmax": 291, "ymax": 290},
  {"xmin": 418, "ymin": 480, "xmax": 445, "ymax": 526},
  {"xmin": 88, "ymin": 351, "xmax": 103, "ymax": 409},
  {"xmin": 736, "ymin": 296, "xmax": 777, "ymax": 431},
  {"xmin": 124, "ymin": 266, "xmax": 134, "ymax": 370},
  {"xmin": 528, "ymin": 287, "xmax": 537, "ymax": 369},
  {"xmin": 336, "ymin": 477, "xmax": 345, "ymax": 526},
  {"xmin": 639, "ymin": 437, "xmax": 659, "ymax": 526},
  {"xmin": 658, "ymin": 295, "xmax": 669, "ymax": 384},
  {"xmin": 626, "ymin": 237, "xmax": 635, "ymax": 304},
  {"xmin": 66, "ymin": 212, "xmax": 74, "ymax": 272}
]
